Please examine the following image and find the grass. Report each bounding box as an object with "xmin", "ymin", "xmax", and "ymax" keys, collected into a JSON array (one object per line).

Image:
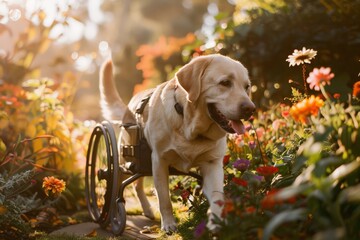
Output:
[{"xmin": 38, "ymin": 234, "xmax": 133, "ymax": 240}]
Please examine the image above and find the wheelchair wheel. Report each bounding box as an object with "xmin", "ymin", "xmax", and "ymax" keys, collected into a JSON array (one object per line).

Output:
[
  {"xmin": 109, "ymin": 125, "xmax": 131, "ymax": 235},
  {"xmin": 111, "ymin": 199, "xmax": 127, "ymax": 235},
  {"xmin": 85, "ymin": 121, "xmax": 119, "ymax": 228}
]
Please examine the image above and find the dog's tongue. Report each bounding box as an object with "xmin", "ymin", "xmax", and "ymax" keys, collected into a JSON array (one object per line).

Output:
[{"xmin": 230, "ymin": 120, "xmax": 245, "ymax": 135}]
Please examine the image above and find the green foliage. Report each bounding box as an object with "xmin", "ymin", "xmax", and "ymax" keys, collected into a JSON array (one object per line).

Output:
[
  {"xmin": 0, "ymin": 169, "xmax": 41, "ymax": 240},
  {"xmin": 213, "ymin": 0, "xmax": 360, "ymax": 105},
  {"xmin": 0, "ymin": 3, "xmax": 91, "ymax": 239},
  {"xmin": 175, "ymin": 47, "xmax": 360, "ymax": 239}
]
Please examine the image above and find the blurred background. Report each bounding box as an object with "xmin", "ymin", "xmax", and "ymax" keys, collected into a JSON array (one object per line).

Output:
[
  {"xmin": 0, "ymin": 0, "xmax": 237, "ymax": 121},
  {"xmin": 1, "ymin": 0, "xmax": 359, "ymax": 121}
]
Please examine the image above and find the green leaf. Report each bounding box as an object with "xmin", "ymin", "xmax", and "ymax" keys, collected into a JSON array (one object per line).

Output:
[
  {"xmin": 329, "ymin": 159, "xmax": 360, "ymax": 182},
  {"xmin": 313, "ymin": 157, "xmax": 342, "ymax": 178},
  {"xmin": 275, "ymin": 184, "xmax": 312, "ymax": 201},
  {"xmin": 262, "ymin": 209, "xmax": 306, "ymax": 240},
  {"xmin": 214, "ymin": 12, "xmax": 229, "ymax": 21},
  {"xmin": 337, "ymin": 184, "xmax": 360, "ymax": 203}
]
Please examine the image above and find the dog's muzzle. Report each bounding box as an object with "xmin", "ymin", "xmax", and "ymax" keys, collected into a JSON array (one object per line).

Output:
[{"xmin": 207, "ymin": 103, "xmax": 255, "ymax": 135}]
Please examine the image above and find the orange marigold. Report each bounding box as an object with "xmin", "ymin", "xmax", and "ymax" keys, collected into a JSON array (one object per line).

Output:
[
  {"xmin": 290, "ymin": 95, "xmax": 324, "ymax": 124},
  {"xmin": 42, "ymin": 176, "xmax": 66, "ymax": 197},
  {"xmin": 353, "ymin": 81, "xmax": 360, "ymax": 98},
  {"xmin": 221, "ymin": 199, "xmax": 235, "ymax": 218}
]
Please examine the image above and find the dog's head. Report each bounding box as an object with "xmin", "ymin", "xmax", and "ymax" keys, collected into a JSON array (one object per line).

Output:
[{"xmin": 176, "ymin": 54, "xmax": 255, "ymax": 135}]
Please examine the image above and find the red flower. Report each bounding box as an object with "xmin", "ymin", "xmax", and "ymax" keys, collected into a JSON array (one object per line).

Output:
[
  {"xmin": 261, "ymin": 189, "xmax": 297, "ymax": 209},
  {"xmin": 333, "ymin": 93, "xmax": 341, "ymax": 99},
  {"xmin": 256, "ymin": 166, "xmax": 279, "ymax": 177},
  {"xmin": 353, "ymin": 81, "xmax": 360, "ymax": 98},
  {"xmin": 281, "ymin": 110, "xmax": 290, "ymax": 118},
  {"xmin": 245, "ymin": 206, "xmax": 256, "ymax": 214},
  {"xmin": 261, "ymin": 189, "xmax": 278, "ymax": 209},
  {"xmin": 180, "ymin": 189, "xmax": 191, "ymax": 201},
  {"xmin": 232, "ymin": 177, "xmax": 248, "ymax": 187},
  {"xmin": 223, "ymin": 155, "xmax": 230, "ymax": 165}
]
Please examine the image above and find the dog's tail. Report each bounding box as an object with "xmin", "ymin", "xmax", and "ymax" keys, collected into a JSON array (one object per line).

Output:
[{"xmin": 99, "ymin": 59, "xmax": 128, "ymax": 121}]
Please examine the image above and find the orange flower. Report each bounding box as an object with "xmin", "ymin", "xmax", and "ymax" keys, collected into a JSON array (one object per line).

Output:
[
  {"xmin": 221, "ymin": 199, "xmax": 235, "ymax": 218},
  {"xmin": 353, "ymin": 81, "xmax": 360, "ymax": 98},
  {"xmin": 42, "ymin": 176, "xmax": 66, "ymax": 197},
  {"xmin": 261, "ymin": 189, "xmax": 280, "ymax": 209},
  {"xmin": 261, "ymin": 189, "xmax": 297, "ymax": 209},
  {"xmin": 245, "ymin": 206, "xmax": 256, "ymax": 214},
  {"xmin": 289, "ymin": 95, "xmax": 324, "ymax": 124}
]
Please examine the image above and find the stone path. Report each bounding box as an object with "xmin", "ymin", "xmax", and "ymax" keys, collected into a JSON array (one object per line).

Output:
[
  {"xmin": 51, "ymin": 187, "xmax": 161, "ymax": 239},
  {"xmin": 50, "ymin": 215, "xmax": 160, "ymax": 239}
]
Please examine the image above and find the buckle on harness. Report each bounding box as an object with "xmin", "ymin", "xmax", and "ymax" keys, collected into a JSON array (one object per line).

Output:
[{"xmin": 122, "ymin": 145, "xmax": 135, "ymax": 157}]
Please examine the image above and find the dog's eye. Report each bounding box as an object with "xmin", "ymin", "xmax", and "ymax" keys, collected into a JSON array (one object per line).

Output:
[{"xmin": 219, "ymin": 79, "xmax": 232, "ymax": 87}]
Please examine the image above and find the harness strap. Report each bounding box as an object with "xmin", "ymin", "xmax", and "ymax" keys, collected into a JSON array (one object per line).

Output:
[
  {"xmin": 135, "ymin": 95, "xmax": 151, "ymax": 115},
  {"xmin": 135, "ymin": 89, "xmax": 184, "ymax": 117}
]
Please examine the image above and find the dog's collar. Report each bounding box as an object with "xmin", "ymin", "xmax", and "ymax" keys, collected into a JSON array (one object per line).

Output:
[{"xmin": 174, "ymin": 85, "xmax": 184, "ymax": 116}]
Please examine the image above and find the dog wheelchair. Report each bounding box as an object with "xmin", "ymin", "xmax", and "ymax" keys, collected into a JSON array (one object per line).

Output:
[{"xmin": 85, "ymin": 119, "xmax": 202, "ymax": 235}]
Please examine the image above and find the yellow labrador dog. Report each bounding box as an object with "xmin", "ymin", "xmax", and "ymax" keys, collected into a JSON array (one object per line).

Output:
[{"xmin": 99, "ymin": 54, "xmax": 255, "ymax": 232}]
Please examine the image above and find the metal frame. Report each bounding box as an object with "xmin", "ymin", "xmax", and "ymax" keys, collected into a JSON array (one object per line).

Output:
[{"xmin": 85, "ymin": 120, "xmax": 202, "ymax": 235}]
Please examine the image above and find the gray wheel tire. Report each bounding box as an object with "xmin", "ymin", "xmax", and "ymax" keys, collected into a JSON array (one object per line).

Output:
[{"xmin": 111, "ymin": 199, "xmax": 127, "ymax": 235}]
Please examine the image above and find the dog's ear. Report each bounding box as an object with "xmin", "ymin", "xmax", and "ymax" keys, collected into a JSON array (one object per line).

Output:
[{"xmin": 175, "ymin": 56, "xmax": 213, "ymax": 102}]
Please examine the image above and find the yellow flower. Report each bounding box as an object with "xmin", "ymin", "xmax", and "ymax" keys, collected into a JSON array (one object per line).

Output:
[
  {"xmin": 286, "ymin": 47, "xmax": 317, "ymax": 66},
  {"xmin": 290, "ymin": 95, "xmax": 324, "ymax": 124},
  {"xmin": 42, "ymin": 176, "xmax": 66, "ymax": 197}
]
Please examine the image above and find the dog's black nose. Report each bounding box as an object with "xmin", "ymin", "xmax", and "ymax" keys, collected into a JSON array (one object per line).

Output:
[{"xmin": 240, "ymin": 101, "xmax": 256, "ymax": 119}]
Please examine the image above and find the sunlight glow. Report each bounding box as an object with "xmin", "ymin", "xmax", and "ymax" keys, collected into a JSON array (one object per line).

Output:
[
  {"xmin": 3, "ymin": 0, "xmax": 104, "ymax": 44},
  {"xmin": 9, "ymin": 8, "xmax": 21, "ymax": 21}
]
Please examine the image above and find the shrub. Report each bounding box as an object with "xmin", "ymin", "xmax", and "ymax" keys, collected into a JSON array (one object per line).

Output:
[{"xmin": 176, "ymin": 48, "xmax": 360, "ymax": 240}]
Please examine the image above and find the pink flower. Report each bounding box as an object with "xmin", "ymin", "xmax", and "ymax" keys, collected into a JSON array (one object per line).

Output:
[
  {"xmin": 272, "ymin": 119, "xmax": 286, "ymax": 131},
  {"xmin": 255, "ymin": 127, "xmax": 265, "ymax": 140},
  {"xmin": 248, "ymin": 140, "xmax": 256, "ymax": 150},
  {"xmin": 306, "ymin": 67, "xmax": 334, "ymax": 91}
]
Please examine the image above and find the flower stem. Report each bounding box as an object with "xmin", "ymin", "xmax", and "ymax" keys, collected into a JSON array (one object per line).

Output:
[
  {"xmin": 320, "ymin": 84, "xmax": 330, "ymax": 102},
  {"xmin": 252, "ymin": 125, "xmax": 265, "ymax": 164},
  {"xmin": 302, "ymin": 64, "xmax": 308, "ymax": 95}
]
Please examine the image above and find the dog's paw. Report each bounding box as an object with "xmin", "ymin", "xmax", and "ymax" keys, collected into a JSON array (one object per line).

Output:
[
  {"xmin": 207, "ymin": 220, "xmax": 221, "ymax": 234},
  {"xmin": 161, "ymin": 218, "xmax": 177, "ymax": 234}
]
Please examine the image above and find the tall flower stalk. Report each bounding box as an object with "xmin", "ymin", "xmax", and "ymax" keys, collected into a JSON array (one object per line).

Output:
[{"xmin": 286, "ymin": 47, "xmax": 317, "ymax": 95}]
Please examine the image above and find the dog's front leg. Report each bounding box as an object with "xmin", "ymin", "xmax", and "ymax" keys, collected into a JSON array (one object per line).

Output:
[
  {"xmin": 200, "ymin": 161, "xmax": 224, "ymax": 232},
  {"xmin": 152, "ymin": 154, "xmax": 176, "ymax": 232}
]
